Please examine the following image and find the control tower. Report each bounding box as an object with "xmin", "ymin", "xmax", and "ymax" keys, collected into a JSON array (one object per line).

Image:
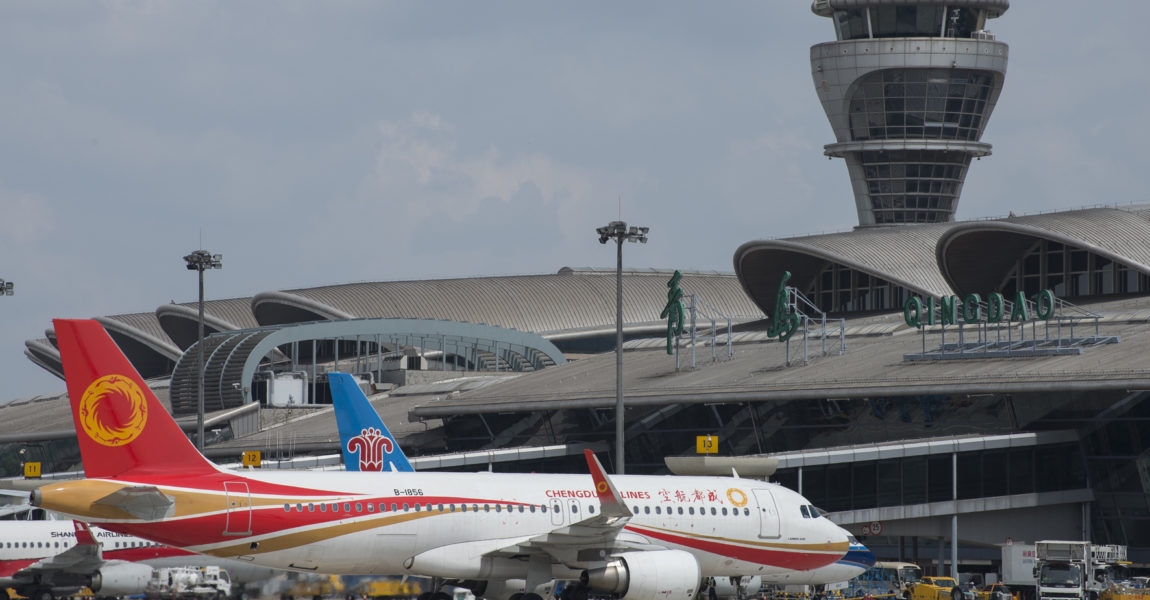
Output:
[{"xmin": 810, "ymin": 0, "xmax": 1009, "ymax": 227}]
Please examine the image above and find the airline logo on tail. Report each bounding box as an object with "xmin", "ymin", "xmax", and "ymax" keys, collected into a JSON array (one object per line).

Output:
[
  {"xmin": 329, "ymin": 372, "xmax": 413, "ymax": 472},
  {"xmin": 346, "ymin": 427, "xmax": 395, "ymax": 471},
  {"xmin": 79, "ymin": 374, "xmax": 149, "ymax": 446}
]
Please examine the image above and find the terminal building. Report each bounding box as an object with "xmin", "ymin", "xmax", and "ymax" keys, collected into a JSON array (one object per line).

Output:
[{"xmin": 5, "ymin": 0, "xmax": 1150, "ymax": 578}]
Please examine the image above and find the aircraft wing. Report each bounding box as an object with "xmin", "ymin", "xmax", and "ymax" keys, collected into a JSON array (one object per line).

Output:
[
  {"xmin": 20, "ymin": 521, "xmax": 105, "ymax": 575},
  {"xmin": 482, "ymin": 451, "xmax": 644, "ymax": 565}
]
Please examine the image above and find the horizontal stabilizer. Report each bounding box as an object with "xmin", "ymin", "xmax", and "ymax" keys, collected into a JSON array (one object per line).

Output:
[{"xmin": 93, "ymin": 485, "xmax": 175, "ymax": 520}]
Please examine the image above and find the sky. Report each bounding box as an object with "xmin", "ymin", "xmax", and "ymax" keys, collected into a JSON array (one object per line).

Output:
[{"xmin": 1, "ymin": 1, "xmax": 1149, "ymax": 403}]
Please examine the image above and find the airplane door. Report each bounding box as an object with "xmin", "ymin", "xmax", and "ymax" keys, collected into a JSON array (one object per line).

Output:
[
  {"xmin": 224, "ymin": 481, "xmax": 253, "ymax": 536},
  {"xmin": 550, "ymin": 499, "xmax": 564, "ymax": 526},
  {"xmin": 752, "ymin": 489, "xmax": 780, "ymax": 539},
  {"xmin": 567, "ymin": 499, "xmax": 583, "ymax": 522}
]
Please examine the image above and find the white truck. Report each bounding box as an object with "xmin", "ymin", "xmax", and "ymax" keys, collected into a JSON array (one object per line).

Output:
[
  {"xmin": 1001, "ymin": 543, "xmax": 1037, "ymax": 600},
  {"xmin": 146, "ymin": 565, "xmax": 233, "ymax": 600},
  {"xmin": 1033, "ymin": 541, "xmax": 1126, "ymax": 600}
]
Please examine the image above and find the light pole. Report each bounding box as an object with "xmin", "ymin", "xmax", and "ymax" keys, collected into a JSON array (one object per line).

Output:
[
  {"xmin": 183, "ymin": 250, "xmax": 222, "ymax": 451},
  {"xmin": 596, "ymin": 221, "xmax": 648, "ymax": 474},
  {"xmin": 0, "ymin": 278, "xmax": 13, "ymax": 296}
]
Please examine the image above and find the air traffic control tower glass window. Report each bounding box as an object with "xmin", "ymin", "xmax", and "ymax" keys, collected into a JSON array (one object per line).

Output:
[
  {"xmin": 870, "ymin": 6, "xmax": 945, "ymax": 38},
  {"xmin": 849, "ymin": 69, "xmax": 995, "ymax": 143},
  {"xmin": 833, "ymin": 9, "xmax": 869, "ymax": 40}
]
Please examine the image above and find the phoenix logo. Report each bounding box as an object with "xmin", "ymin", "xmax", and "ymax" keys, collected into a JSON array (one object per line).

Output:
[
  {"xmin": 79, "ymin": 374, "xmax": 148, "ymax": 447},
  {"xmin": 346, "ymin": 427, "xmax": 394, "ymax": 471}
]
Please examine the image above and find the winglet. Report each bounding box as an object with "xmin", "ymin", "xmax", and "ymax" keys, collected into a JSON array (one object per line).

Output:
[
  {"xmin": 584, "ymin": 449, "xmax": 632, "ymax": 519},
  {"xmin": 73, "ymin": 520, "xmax": 97, "ymax": 546}
]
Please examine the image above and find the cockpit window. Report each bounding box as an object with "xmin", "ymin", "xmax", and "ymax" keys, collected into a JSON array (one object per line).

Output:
[
  {"xmin": 809, "ymin": 505, "xmax": 823, "ymax": 518},
  {"xmin": 800, "ymin": 505, "xmax": 811, "ymax": 518}
]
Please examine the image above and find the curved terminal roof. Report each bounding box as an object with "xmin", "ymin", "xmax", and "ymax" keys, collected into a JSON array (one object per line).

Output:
[
  {"xmin": 734, "ymin": 223, "xmax": 955, "ymax": 318},
  {"xmin": 939, "ymin": 207, "xmax": 1150, "ymax": 295},
  {"xmin": 157, "ymin": 297, "xmax": 262, "ymax": 350},
  {"xmin": 27, "ymin": 268, "xmax": 761, "ymax": 383},
  {"xmin": 251, "ymin": 268, "xmax": 764, "ymax": 336},
  {"xmin": 167, "ymin": 318, "xmax": 568, "ymax": 417},
  {"xmin": 735, "ymin": 206, "xmax": 1150, "ymax": 320}
]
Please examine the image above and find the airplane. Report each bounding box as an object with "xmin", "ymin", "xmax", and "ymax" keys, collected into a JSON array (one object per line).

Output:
[
  {"xmin": 328, "ymin": 372, "xmax": 872, "ymax": 595},
  {"xmin": 31, "ymin": 319, "xmax": 862, "ymax": 600},
  {"xmin": 0, "ymin": 519, "xmax": 281, "ymax": 600},
  {"xmin": 329, "ymin": 373, "xmax": 413, "ymax": 472}
]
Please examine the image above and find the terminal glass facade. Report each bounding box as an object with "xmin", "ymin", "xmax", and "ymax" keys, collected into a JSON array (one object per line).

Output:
[
  {"xmin": 999, "ymin": 240, "xmax": 1150, "ymax": 298},
  {"xmin": 807, "ymin": 263, "xmax": 909, "ymax": 314},
  {"xmin": 774, "ymin": 442, "xmax": 1087, "ymax": 513}
]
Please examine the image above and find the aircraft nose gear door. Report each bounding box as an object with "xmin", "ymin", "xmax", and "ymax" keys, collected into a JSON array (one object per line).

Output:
[
  {"xmin": 752, "ymin": 489, "xmax": 780, "ymax": 538},
  {"xmin": 224, "ymin": 481, "xmax": 253, "ymax": 535}
]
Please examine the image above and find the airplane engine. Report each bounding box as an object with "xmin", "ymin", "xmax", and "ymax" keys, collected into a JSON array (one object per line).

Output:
[
  {"xmin": 584, "ymin": 550, "xmax": 700, "ymax": 600},
  {"xmin": 89, "ymin": 562, "xmax": 154, "ymax": 596}
]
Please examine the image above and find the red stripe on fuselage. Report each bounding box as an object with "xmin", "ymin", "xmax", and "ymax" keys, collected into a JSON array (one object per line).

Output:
[
  {"xmin": 625, "ymin": 525, "xmax": 839, "ymax": 571},
  {"xmin": 0, "ymin": 559, "xmax": 39, "ymax": 578}
]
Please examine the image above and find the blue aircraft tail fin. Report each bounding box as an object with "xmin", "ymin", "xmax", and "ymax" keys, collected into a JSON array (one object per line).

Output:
[{"xmin": 329, "ymin": 373, "xmax": 414, "ymax": 472}]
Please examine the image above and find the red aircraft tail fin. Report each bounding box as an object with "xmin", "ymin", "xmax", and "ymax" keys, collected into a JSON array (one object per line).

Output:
[{"xmin": 54, "ymin": 319, "xmax": 217, "ymax": 479}]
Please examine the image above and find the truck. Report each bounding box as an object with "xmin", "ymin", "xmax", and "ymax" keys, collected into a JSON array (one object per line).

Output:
[
  {"xmin": 1034, "ymin": 541, "xmax": 1127, "ymax": 600},
  {"xmin": 146, "ymin": 566, "xmax": 233, "ymax": 600},
  {"xmin": 1001, "ymin": 543, "xmax": 1037, "ymax": 600}
]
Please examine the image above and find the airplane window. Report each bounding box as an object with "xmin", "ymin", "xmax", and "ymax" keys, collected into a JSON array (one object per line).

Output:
[
  {"xmin": 439, "ymin": 504, "xmax": 445, "ymax": 512},
  {"xmin": 540, "ymin": 505, "xmax": 547, "ymax": 513},
  {"xmin": 632, "ymin": 505, "xmax": 639, "ymax": 513},
  {"xmin": 810, "ymin": 505, "xmax": 822, "ymax": 518},
  {"xmin": 495, "ymin": 504, "xmax": 502, "ymax": 513},
  {"xmin": 415, "ymin": 504, "xmax": 421, "ymax": 512},
  {"xmin": 711, "ymin": 507, "xmax": 717, "ymax": 516},
  {"xmin": 800, "ymin": 505, "xmax": 810, "ymax": 518},
  {"xmin": 655, "ymin": 507, "xmax": 662, "ymax": 515},
  {"xmin": 518, "ymin": 505, "xmax": 524, "ymax": 513},
  {"xmin": 588, "ymin": 506, "xmax": 595, "ymax": 514},
  {"xmin": 344, "ymin": 503, "xmax": 352, "ymax": 512},
  {"xmin": 329, "ymin": 504, "xmax": 337, "ymax": 512},
  {"xmin": 722, "ymin": 508, "xmax": 728, "ymax": 516},
  {"xmin": 529, "ymin": 505, "xmax": 535, "ymax": 513},
  {"xmin": 391, "ymin": 503, "xmax": 398, "ymax": 511},
  {"xmin": 296, "ymin": 503, "xmax": 303, "ymax": 511},
  {"xmin": 403, "ymin": 503, "xmax": 410, "ymax": 511},
  {"xmin": 677, "ymin": 507, "xmax": 684, "ymax": 515},
  {"xmin": 283, "ymin": 503, "xmax": 290, "ymax": 511},
  {"xmin": 689, "ymin": 507, "xmax": 695, "ymax": 515},
  {"xmin": 743, "ymin": 508, "xmax": 750, "ymax": 516},
  {"xmin": 308, "ymin": 503, "xmax": 315, "ymax": 512},
  {"xmin": 368, "ymin": 503, "xmax": 375, "ymax": 513},
  {"xmin": 473, "ymin": 504, "xmax": 479, "ymax": 512},
  {"xmin": 644, "ymin": 506, "xmax": 650, "ymax": 514},
  {"xmin": 356, "ymin": 503, "xmax": 363, "ymax": 512}
]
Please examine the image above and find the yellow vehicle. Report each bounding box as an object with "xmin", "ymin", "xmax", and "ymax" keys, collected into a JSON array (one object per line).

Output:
[
  {"xmin": 909, "ymin": 577, "xmax": 959, "ymax": 600},
  {"xmin": 353, "ymin": 578, "xmax": 422, "ymax": 600},
  {"xmin": 974, "ymin": 583, "xmax": 1012, "ymax": 600}
]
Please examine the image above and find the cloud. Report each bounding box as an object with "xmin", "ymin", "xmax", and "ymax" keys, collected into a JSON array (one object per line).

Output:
[{"xmin": 0, "ymin": 184, "xmax": 55, "ymax": 246}]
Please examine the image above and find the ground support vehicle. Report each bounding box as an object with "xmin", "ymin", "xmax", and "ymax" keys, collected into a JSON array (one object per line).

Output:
[
  {"xmin": 1034, "ymin": 541, "xmax": 1127, "ymax": 600},
  {"xmin": 909, "ymin": 577, "xmax": 958, "ymax": 600},
  {"xmin": 146, "ymin": 566, "xmax": 232, "ymax": 600},
  {"xmin": 352, "ymin": 578, "xmax": 422, "ymax": 600}
]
